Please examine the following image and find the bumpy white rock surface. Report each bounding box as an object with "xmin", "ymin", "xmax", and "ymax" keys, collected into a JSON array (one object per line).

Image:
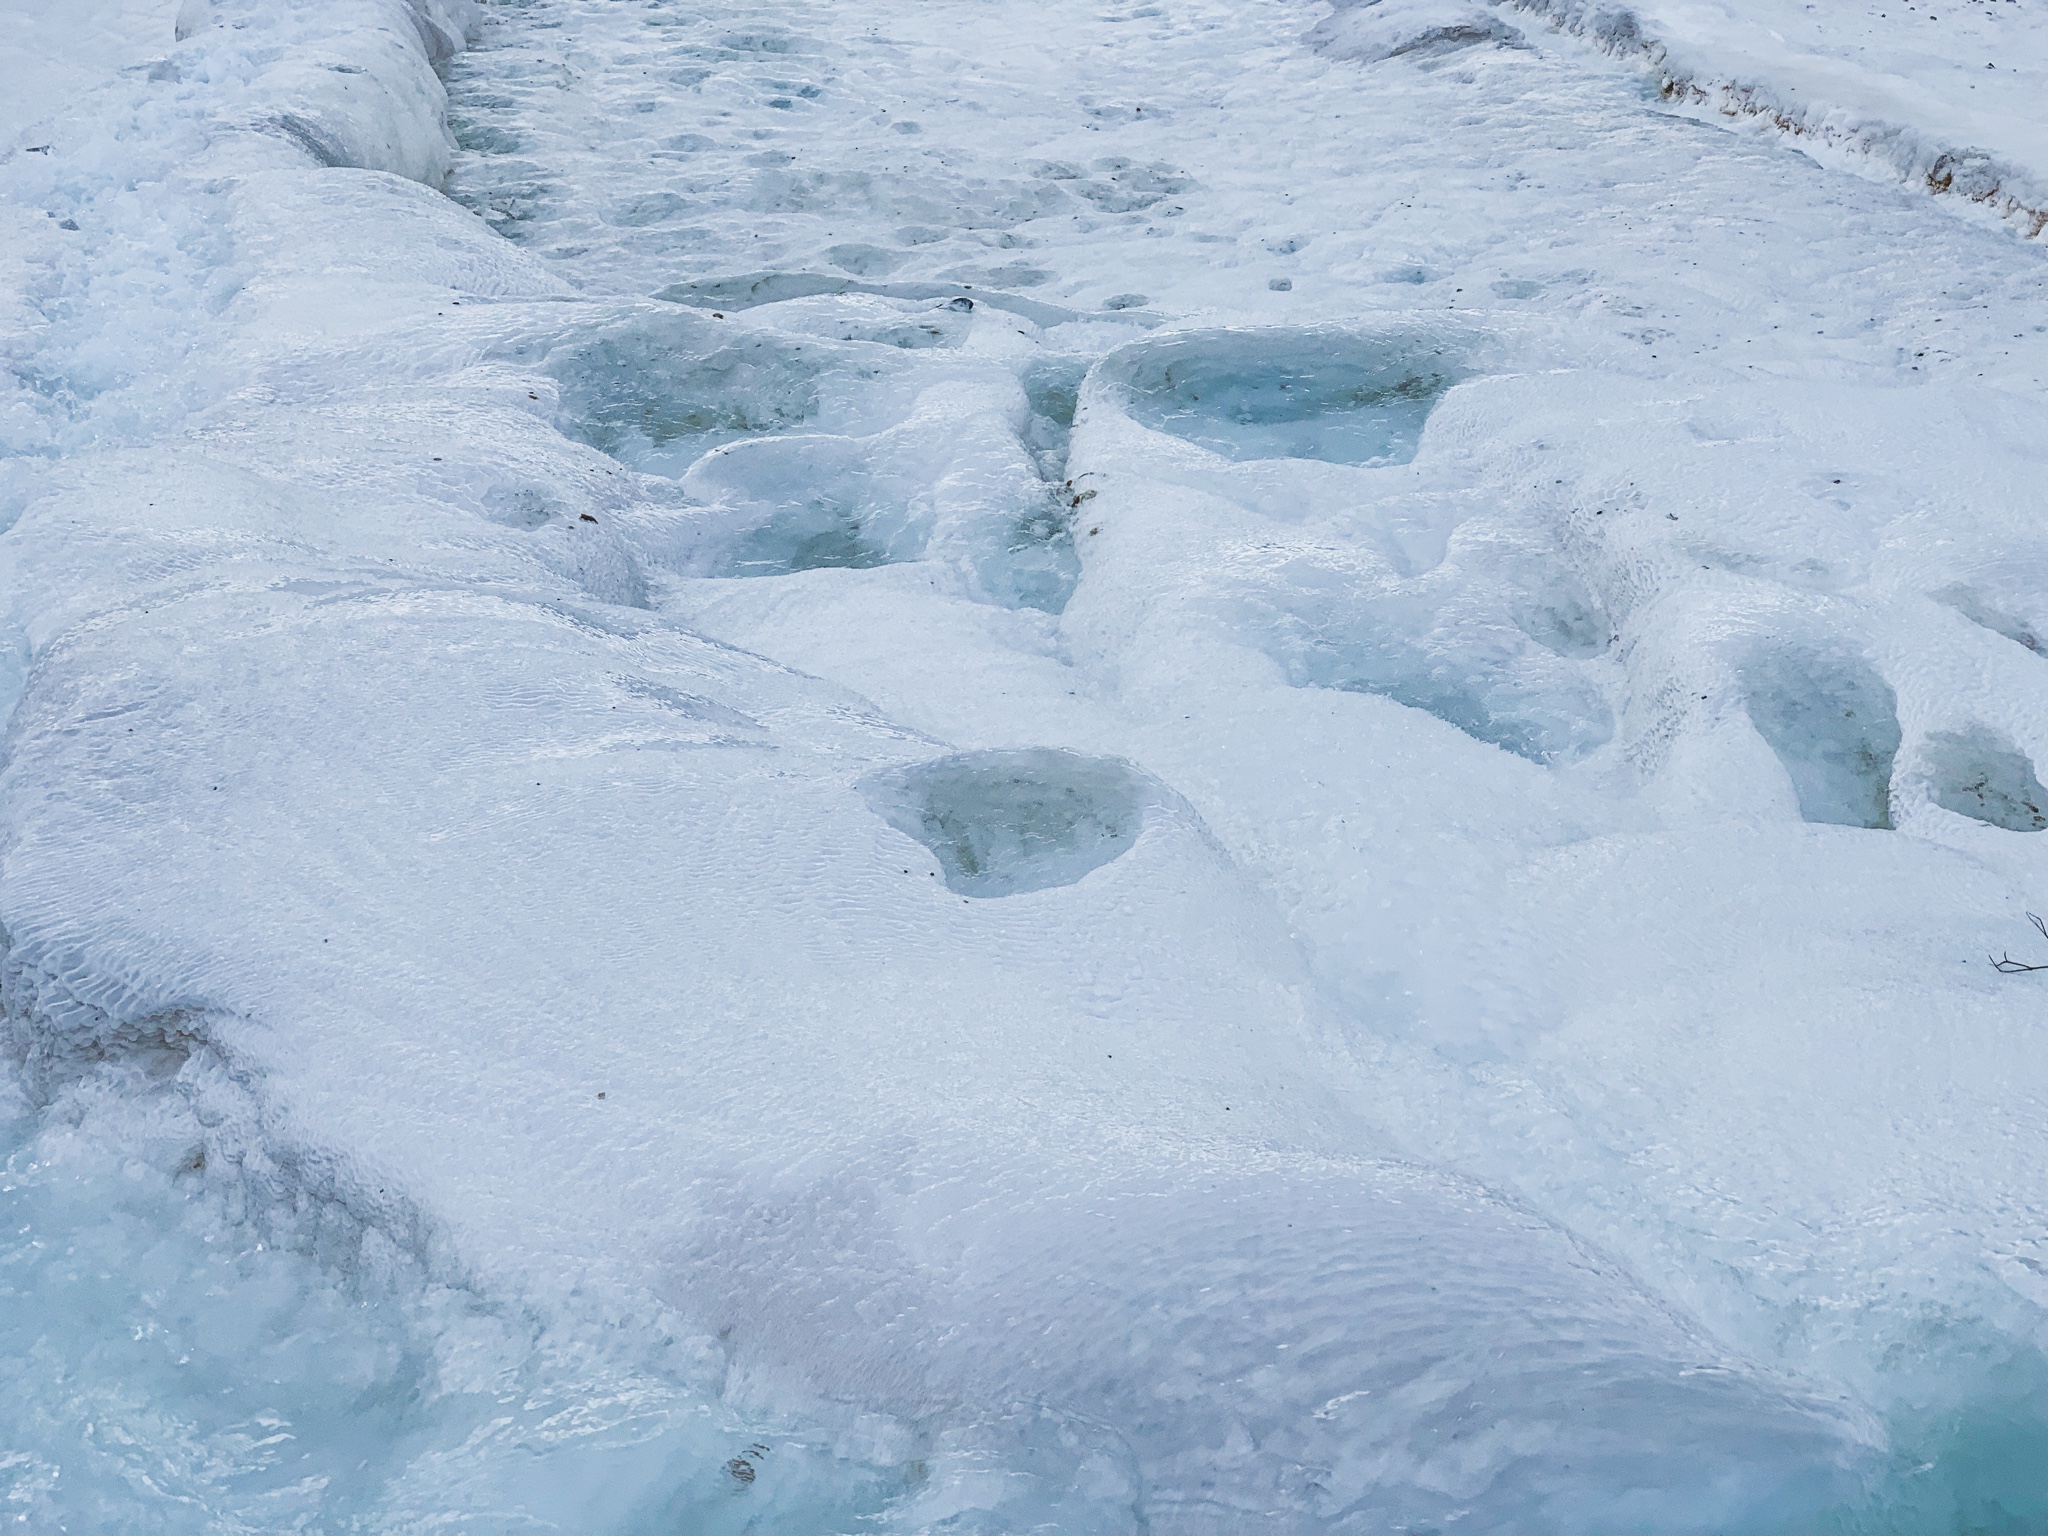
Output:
[{"xmin": 3, "ymin": 0, "xmax": 2046, "ymax": 1529}]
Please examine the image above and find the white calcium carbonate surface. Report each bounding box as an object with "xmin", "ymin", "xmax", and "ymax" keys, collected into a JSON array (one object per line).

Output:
[{"xmin": 2, "ymin": 0, "xmax": 2046, "ymax": 1530}]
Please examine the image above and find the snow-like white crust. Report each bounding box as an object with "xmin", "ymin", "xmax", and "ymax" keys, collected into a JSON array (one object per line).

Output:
[{"xmin": 3, "ymin": 0, "xmax": 2047, "ymax": 1528}]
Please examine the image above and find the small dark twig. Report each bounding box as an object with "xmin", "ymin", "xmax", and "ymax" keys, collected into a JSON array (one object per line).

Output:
[{"xmin": 1991, "ymin": 912, "xmax": 2048, "ymax": 973}]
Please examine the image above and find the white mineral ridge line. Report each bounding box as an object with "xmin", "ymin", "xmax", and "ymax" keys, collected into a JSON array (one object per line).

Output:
[{"xmin": 1495, "ymin": 0, "xmax": 2048, "ymax": 230}]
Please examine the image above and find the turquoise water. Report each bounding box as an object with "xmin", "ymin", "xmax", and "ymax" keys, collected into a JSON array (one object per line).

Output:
[
  {"xmin": 1115, "ymin": 332, "xmax": 1464, "ymax": 467},
  {"xmin": 5, "ymin": 1073, "xmax": 2045, "ymax": 1532},
  {"xmin": 0, "ymin": 1077, "xmax": 904, "ymax": 1536}
]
